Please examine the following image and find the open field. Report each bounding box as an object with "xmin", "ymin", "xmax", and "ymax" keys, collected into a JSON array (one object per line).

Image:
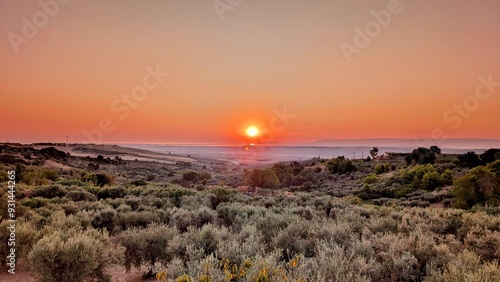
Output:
[{"xmin": 1, "ymin": 143, "xmax": 499, "ymax": 281}]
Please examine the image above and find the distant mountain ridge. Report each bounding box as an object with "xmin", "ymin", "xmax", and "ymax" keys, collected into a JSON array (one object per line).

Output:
[{"xmin": 308, "ymin": 138, "xmax": 500, "ymax": 149}]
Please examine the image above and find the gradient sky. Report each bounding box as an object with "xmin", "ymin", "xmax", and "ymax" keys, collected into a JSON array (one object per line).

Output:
[{"xmin": 1, "ymin": 0, "xmax": 500, "ymax": 144}]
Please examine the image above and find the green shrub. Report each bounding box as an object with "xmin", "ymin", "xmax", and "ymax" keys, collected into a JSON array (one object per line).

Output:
[
  {"xmin": 91, "ymin": 208, "xmax": 117, "ymax": 232},
  {"xmin": 326, "ymin": 156, "xmax": 357, "ymax": 175},
  {"xmin": 28, "ymin": 212, "xmax": 123, "ymax": 282},
  {"xmin": 163, "ymin": 188, "xmax": 197, "ymax": 207},
  {"xmin": 118, "ymin": 224, "xmax": 179, "ymax": 272},
  {"xmin": 457, "ymin": 152, "xmax": 482, "ymax": 168},
  {"xmin": 244, "ymin": 168, "xmax": 280, "ymax": 189},
  {"xmin": 59, "ymin": 179, "xmax": 85, "ymax": 186},
  {"xmin": 425, "ymin": 250, "xmax": 500, "ymax": 282},
  {"xmin": 374, "ymin": 163, "xmax": 391, "ymax": 174},
  {"xmin": 41, "ymin": 168, "xmax": 59, "ymax": 181},
  {"xmin": 65, "ymin": 189, "xmax": 97, "ymax": 202},
  {"xmin": 258, "ymin": 169, "xmax": 280, "ymax": 189},
  {"xmin": 421, "ymin": 171, "xmax": 442, "ymax": 190},
  {"xmin": 131, "ymin": 179, "xmax": 147, "ymax": 186},
  {"xmin": 83, "ymin": 173, "xmax": 113, "ymax": 187},
  {"xmin": 97, "ymin": 186, "xmax": 126, "ymax": 200},
  {"xmin": 452, "ymin": 164, "xmax": 500, "ymax": 209},
  {"xmin": 209, "ymin": 187, "xmax": 236, "ymax": 209},
  {"xmin": 311, "ymin": 241, "xmax": 373, "ymax": 281},
  {"xmin": 388, "ymin": 165, "xmax": 450, "ymax": 192},
  {"xmin": 464, "ymin": 225, "xmax": 500, "ymax": 261},
  {"xmin": 116, "ymin": 211, "xmax": 162, "ymax": 229},
  {"xmin": 480, "ymin": 149, "xmax": 500, "ymax": 165},
  {"xmin": 124, "ymin": 195, "xmax": 142, "ymax": 211},
  {"xmin": 187, "ymin": 224, "xmax": 223, "ymax": 257},
  {"xmin": 31, "ymin": 185, "xmax": 66, "ymax": 199},
  {"xmin": 0, "ymin": 220, "xmax": 38, "ymax": 267},
  {"xmin": 182, "ymin": 171, "xmax": 211, "ymax": 184},
  {"xmin": 365, "ymin": 174, "xmax": 378, "ymax": 184},
  {"xmin": 441, "ymin": 169, "xmax": 454, "ymax": 185},
  {"xmin": 21, "ymin": 197, "xmax": 49, "ymax": 209},
  {"xmin": 406, "ymin": 147, "xmax": 436, "ymax": 165}
]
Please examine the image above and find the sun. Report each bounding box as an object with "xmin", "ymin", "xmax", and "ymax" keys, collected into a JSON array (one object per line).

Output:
[{"xmin": 245, "ymin": 126, "xmax": 260, "ymax": 137}]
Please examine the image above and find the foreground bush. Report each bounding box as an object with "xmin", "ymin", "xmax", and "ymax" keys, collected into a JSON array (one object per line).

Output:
[
  {"xmin": 118, "ymin": 223, "xmax": 179, "ymax": 272},
  {"xmin": 425, "ymin": 250, "xmax": 500, "ymax": 282},
  {"xmin": 28, "ymin": 223, "xmax": 123, "ymax": 282}
]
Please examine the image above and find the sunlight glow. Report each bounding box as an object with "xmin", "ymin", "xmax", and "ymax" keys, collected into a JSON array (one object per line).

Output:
[{"xmin": 245, "ymin": 126, "xmax": 260, "ymax": 137}]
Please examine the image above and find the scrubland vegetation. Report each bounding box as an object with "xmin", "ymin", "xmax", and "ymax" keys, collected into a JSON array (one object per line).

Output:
[{"xmin": 1, "ymin": 144, "xmax": 500, "ymax": 281}]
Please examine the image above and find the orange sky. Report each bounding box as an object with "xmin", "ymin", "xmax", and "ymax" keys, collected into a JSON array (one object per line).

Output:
[{"xmin": 1, "ymin": 0, "xmax": 499, "ymax": 144}]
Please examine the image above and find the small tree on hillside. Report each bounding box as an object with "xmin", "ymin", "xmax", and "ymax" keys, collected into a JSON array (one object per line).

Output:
[
  {"xmin": 457, "ymin": 152, "xmax": 482, "ymax": 168},
  {"xmin": 480, "ymin": 148, "xmax": 500, "ymax": 165},
  {"xmin": 370, "ymin": 147, "xmax": 379, "ymax": 159},
  {"xmin": 326, "ymin": 156, "xmax": 357, "ymax": 174},
  {"xmin": 244, "ymin": 169, "xmax": 280, "ymax": 189},
  {"xmin": 430, "ymin": 145, "xmax": 442, "ymax": 154},
  {"xmin": 452, "ymin": 162, "xmax": 500, "ymax": 209},
  {"xmin": 94, "ymin": 173, "xmax": 113, "ymax": 187},
  {"xmin": 406, "ymin": 147, "xmax": 436, "ymax": 165},
  {"xmin": 259, "ymin": 169, "xmax": 280, "ymax": 189},
  {"xmin": 244, "ymin": 169, "xmax": 262, "ymax": 188}
]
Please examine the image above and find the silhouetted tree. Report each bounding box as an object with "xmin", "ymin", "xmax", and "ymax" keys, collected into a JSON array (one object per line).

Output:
[
  {"xmin": 244, "ymin": 168, "xmax": 279, "ymax": 189},
  {"xmin": 326, "ymin": 156, "xmax": 357, "ymax": 174},
  {"xmin": 370, "ymin": 147, "xmax": 379, "ymax": 159},
  {"xmin": 406, "ymin": 147, "xmax": 436, "ymax": 165},
  {"xmin": 480, "ymin": 148, "xmax": 500, "ymax": 165},
  {"xmin": 453, "ymin": 161, "xmax": 500, "ymax": 208},
  {"xmin": 457, "ymin": 152, "xmax": 482, "ymax": 168},
  {"xmin": 244, "ymin": 168, "xmax": 262, "ymax": 188},
  {"xmin": 258, "ymin": 169, "xmax": 280, "ymax": 189},
  {"xmin": 430, "ymin": 146, "xmax": 442, "ymax": 154}
]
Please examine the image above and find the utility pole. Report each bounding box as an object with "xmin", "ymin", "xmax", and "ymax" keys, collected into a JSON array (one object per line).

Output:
[{"xmin": 66, "ymin": 135, "xmax": 69, "ymax": 147}]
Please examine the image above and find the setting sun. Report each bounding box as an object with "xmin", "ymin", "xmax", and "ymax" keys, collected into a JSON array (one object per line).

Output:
[{"xmin": 245, "ymin": 126, "xmax": 260, "ymax": 137}]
